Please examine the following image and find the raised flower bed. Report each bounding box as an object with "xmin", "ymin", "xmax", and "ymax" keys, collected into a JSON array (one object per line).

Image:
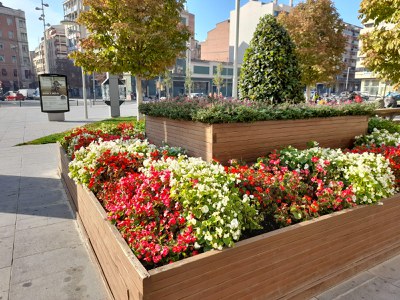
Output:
[
  {"xmin": 58, "ymin": 143, "xmax": 400, "ymax": 300},
  {"xmin": 146, "ymin": 115, "xmax": 368, "ymax": 164},
  {"xmin": 140, "ymin": 100, "xmax": 373, "ymax": 164}
]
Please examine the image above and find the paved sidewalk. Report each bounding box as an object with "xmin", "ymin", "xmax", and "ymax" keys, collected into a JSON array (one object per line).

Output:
[
  {"xmin": 1, "ymin": 102, "xmax": 400, "ymax": 299},
  {"xmin": 0, "ymin": 103, "xmax": 136, "ymax": 300}
]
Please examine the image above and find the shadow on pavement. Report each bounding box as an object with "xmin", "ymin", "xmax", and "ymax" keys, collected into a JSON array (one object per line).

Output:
[{"xmin": 0, "ymin": 174, "xmax": 75, "ymax": 221}]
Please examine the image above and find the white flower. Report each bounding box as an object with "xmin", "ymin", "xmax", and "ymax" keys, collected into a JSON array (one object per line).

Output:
[
  {"xmin": 201, "ymin": 205, "xmax": 209, "ymax": 214},
  {"xmin": 230, "ymin": 218, "xmax": 239, "ymax": 229}
]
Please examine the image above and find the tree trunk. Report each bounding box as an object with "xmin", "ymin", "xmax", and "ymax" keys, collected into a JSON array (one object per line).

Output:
[
  {"xmin": 166, "ymin": 85, "xmax": 170, "ymax": 99},
  {"xmin": 135, "ymin": 74, "xmax": 143, "ymax": 121},
  {"xmin": 306, "ymin": 86, "xmax": 312, "ymax": 101}
]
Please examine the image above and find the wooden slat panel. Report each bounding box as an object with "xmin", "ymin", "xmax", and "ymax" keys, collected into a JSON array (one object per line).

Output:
[
  {"xmin": 201, "ymin": 218, "xmax": 400, "ymax": 300},
  {"xmin": 146, "ymin": 201, "xmax": 400, "ymax": 299},
  {"xmin": 212, "ymin": 116, "xmax": 368, "ymax": 130},
  {"xmin": 213, "ymin": 123, "xmax": 367, "ymax": 142},
  {"xmin": 146, "ymin": 195, "xmax": 400, "ymax": 298},
  {"xmin": 77, "ymin": 185, "xmax": 148, "ymax": 299},
  {"xmin": 59, "ymin": 146, "xmax": 149, "ymax": 300},
  {"xmin": 146, "ymin": 116, "xmax": 368, "ymax": 163}
]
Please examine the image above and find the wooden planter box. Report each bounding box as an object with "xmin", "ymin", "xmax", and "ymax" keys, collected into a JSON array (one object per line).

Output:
[
  {"xmin": 145, "ymin": 116, "xmax": 368, "ymax": 164},
  {"xmin": 59, "ymin": 145, "xmax": 400, "ymax": 300}
]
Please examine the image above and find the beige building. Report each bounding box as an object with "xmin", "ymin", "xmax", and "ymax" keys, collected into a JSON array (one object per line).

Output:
[
  {"xmin": 228, "ymin": 0, "xmax": 293, "ymax": 63},
  {"xmin": 0, "ymin": 3, "xmax": 33, "ymax": 91},
  {"xmin": 355, "ymin": 21, "xmax": 397, "ymax": 97},
  {"xmin": 33, "ymin": 25, "xmax": 68, "ymax": 75},
  {"xmin": 325, "ymin": 22, "xmax": 362, "ymax": 94}
]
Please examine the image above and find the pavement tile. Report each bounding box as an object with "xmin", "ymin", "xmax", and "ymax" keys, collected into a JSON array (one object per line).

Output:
[
  {"xmin": 16, "ymin": 200, "xmax": 72, "ymax": 218},
  {"xmin": 10, "ymin": 247, "xmax": 109, "ymax": 300},
  {"xmin": 327, "ymin": 277, "xmax": 400, "ymax": 300},
  {"xmin": 369, "ymin": 256, "xmax": 400, "ymax": 282},
  {"xmin": 17, "ymin": 189, "xmax": 67, "ymax": 208},
  {"xmin": 0, "ymin": 237, "xmax": 14, "ymax": 269},
  {"xmin": 0, "ymin": 213, "xmax": 16, "ymax": 228},
  {"xmin": 0, "ymin": 178, "xmax": 20, "ymax": 193},
  {"xmin": 0, "ymin": 199, "xmax": 17, "ymax": 214},
  {"xmin": 18, "ymin": 177, "xmax": 63, "ymax": 190},
  {"xmin": 0, "ymin": 267, "xmax": 11, "ymax": 292},
  {"xmin": 0, "ymin": 290, "xmax": 8, "ymax": 300},
  {"xmin": 13, "ymin": 220, "xmax": 82, "ymax": 259},
  {"xmin": 0, "ymin": 226, "xmax": 15, "ymax": 239},
  {"xmin": 314, "ymin": 272, "xmax": 376, "ymax": 300},
  {"xmin": 16, "ymin": 208, "xmax": 73, "ymax": 231},
  {"xmin": 9, "ymin": 269, "xmax": 109, "ymax": 300}
]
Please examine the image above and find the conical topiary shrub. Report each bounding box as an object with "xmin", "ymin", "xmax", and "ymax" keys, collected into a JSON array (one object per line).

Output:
[{"xmin": 239, "ymin": 14, "xmax": 304, "ymax": 103}]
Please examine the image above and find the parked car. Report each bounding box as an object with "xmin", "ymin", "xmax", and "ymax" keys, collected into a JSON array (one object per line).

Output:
[
  {"xmin": 4, "ymin": 91, "xmax": 25, "ymax": 101},
  {"xmin": 18, "ymin": 88, "xmax": 36, "ymax": 99},
  {"xmin": 388, "ymin": 92, "xmax": 400, "ymax": 101},
  {"xmin": 32, "ymin": 88, "xmax": 40, "ymax": 100}
]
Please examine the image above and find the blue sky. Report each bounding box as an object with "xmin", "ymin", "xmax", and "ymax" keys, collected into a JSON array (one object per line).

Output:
[{"xmin": 2, "ymin": 0, "xmax": 362, "ymax": 50}]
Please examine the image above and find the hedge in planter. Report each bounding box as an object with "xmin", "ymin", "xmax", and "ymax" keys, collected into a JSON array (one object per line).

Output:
[{"xmin": 140, "ymin": 100, "xmax": 374, "ymax": 164}]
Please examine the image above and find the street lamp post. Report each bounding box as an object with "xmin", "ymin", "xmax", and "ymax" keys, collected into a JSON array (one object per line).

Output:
[
  {"xmin": 60, "ymin": 19, "xmax": 88, "ymax": 119},
  {"xmin": 345, "ymin": 66, "xmax": 351, "ymax": 91},
  {"xmin": 35, "ymin": 0, "xmax": 50, "ymax": 73}
]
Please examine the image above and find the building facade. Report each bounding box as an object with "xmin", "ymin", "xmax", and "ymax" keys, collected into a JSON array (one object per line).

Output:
[
  {"xmin": 228, "ymin": 0, "xmax": 292, "ymax": 64},
  {"xmin": 200, "ymin": 20, "xmax": 230, "ymax": 62},
  {"xmin": 33, "ymin": 25, "xmax": 68, "ymax": 75},
  {"xmin": 0, "ymin": 3, "xmax": 33, "ymax": 92},
  {"xmin": 355, "ymin": 21, "xmax": 397, "ymax": 97}
]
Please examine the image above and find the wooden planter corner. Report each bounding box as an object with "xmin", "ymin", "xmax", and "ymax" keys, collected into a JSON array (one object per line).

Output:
[
  {"xmin": 58, "ymin": 145, "xmax": 400, "ymax": 300},
  {"xmin": 145, "ymin": 116, "xmax": 369, "ymax": 164}
]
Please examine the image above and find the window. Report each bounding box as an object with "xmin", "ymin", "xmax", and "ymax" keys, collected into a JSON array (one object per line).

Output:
[
  {"xmin": 7, "ymin": 18, "xmax": 12, "ymax": 26},
  {"xmin": 19, "ymin": 20, "xmax": 25, "ymax": 28},
  {"xmin": 25, "ymin": 70, "xmax": 30, "ymax": 79},
  {"xmin": 193, "ymin": 66, "xmax": 210, "ymax": 75},
  {"xmin": 13, "ymin": 69, "xmax": 17, "ymax": 77},
  {"xmin": 2, "ymin": 69, "xmax": 7, "ymax": 76},
  {"xmin": 0, "ymin": 43, "xmax": 3, "ymax": 50},
  {"xmin": 8, "ymin": 31, "xmax": 14, "ymax": 39},
  {"xmin": 0, "ymin": 55, "xmax": 4, "ymax": 62},
  {"xmin": 23, "ymin": 57, "xmax": 29, "ymax": 65},
  {"xmin": 12, "ymin": 56, "xmax": 16, "ymax": 63},
  {"xmin": 21, "ymin": 33, "xmax": 27, "ymax": 42},
  {"xmin": 22, "ymin": 45, "xmax": 28, "ymax": 53},
  {"xmin": 0, "ymin": 30, "xmax": 2, "ymax": 38}
]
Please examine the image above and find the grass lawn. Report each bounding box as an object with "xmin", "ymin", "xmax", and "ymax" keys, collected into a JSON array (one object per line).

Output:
[{"xmin": 16, "ymin": 116, "xmax": 137, "ymax": 146}]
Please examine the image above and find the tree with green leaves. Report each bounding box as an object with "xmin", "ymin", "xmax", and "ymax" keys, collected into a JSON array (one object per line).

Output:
[
  {"xmin": 185, "ymin": 69, "xmax": 193, "ymax": 96},
  {"xmin": 359, "ymin": 0, "xmax": 400, "ymax": 89},
  {"xmin": 239, "ymin": 14, "xmax": 303, "ymax": 103},
  {"xmin": 278, "ymin": 0, "xmax": 346, "ymax": 99},
  {"xmin": 70, "ymin": 0, "xmax": 191, "ymax": 120},
  {"xmin": 162, "ymin": 70, "xmax": 173, "ymax": 99},
  {"xmin": 213, "ymin": 63, "xmax": 224, "ymax": 96}
]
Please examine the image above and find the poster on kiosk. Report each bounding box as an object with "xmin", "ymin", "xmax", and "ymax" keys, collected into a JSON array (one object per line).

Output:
[{"xmin": 38, "ymin": 74, "xmax": 70, "ymax": 113}]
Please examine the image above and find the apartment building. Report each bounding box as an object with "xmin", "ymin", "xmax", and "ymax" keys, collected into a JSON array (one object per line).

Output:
[
  {"xmin": 201, "ymin": 0, "xmax": 293, "ymax": 63},
  {"xmin": 33, "ymin": 25, "xmax": 68, "ymax": 75},
  {"xmin": 355, "ymin": 21, "xmax": 397, "ymax": 97},
  {"xmin": 0, "ymin": 3, "xmax": 33, "ymax": 92},
  {"xmin": 318, "ymin": 22, "xmax": 362, "ymax": 94}
]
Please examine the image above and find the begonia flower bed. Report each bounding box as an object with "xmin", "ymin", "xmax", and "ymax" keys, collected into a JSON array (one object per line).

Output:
[{"xmin": 58, "ymin": 121, "xmax": 400, "ymax": 299}]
